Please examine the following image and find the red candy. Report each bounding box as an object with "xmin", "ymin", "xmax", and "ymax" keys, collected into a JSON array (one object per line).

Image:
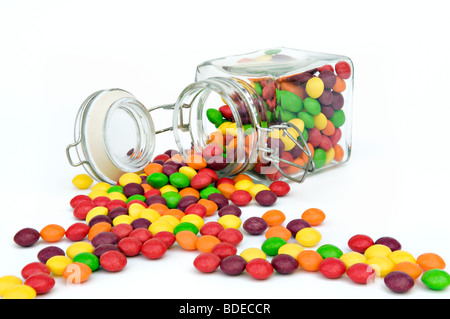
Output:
[
  {"xmin": 211, "ymin": 242, "xmax": 237, "ymax": 260},
  {"xmin": 117, "ymin": 237, "xmax": 142, "ymax": 257},
  {"xmin": 198, "ymin": 168, "xmax": 219, "ymax": 183},
  {"xmin": 184, "ymin": 204, "xmax": 207, "ymax": 218},
  {"xmin": 318, "ymin": 257, "xmax": 347, "ymax": 279},
  {"xmin": 246, "ymin": 258, "xmax": 273, "ymax": 280},
  {"xmin": 99, "ymin": 251, "xmax": 127, "ymax": 272},
  {"xmin": 111, "ymin": 223, "xmax": 133, "ymax": 240},
  {"xmin": 106, "ymin": 199, "xmax": 127, "ymax": 211},
  {"xmin": 153, "ymin": 231, "xmax": 176, "ymax": 248},
  {"xmin": 217, "ymin": 228, "xmax": 243, "ymax": 246},
  {"xmin": 347, "ymin": 263, "xmax": 376, "ymax": 284},
  {"xmin": 230, "ymin": 190, "xmax": 252, "ymax": 206},
  {"xmin": 129, "ymin": 228, "xmax": 153, "ymax": 243},
  {"xmin": 141, "ymin": 238, "xmax": 167, "ymax": 259},
  {"xmin": 190, "ymin": 173, "xmax": 212, "ymax": 190},
  {"xmin": 200, "ymin": 222, "xmax": 225, "ymax": 237},
  {"xmin": 65, "ymin": 223, "xmax": 90, "ymax": 241},
  {"xmin": 348, "ymin": 234, "xmax": 374, "ymax": 254},
  {"xmin": 24, "ymin": 273, "xmax": 55, "ymax": 294},
  {"xmin": 269, "ymin": 181, "xmax": 290, "ymax": 197},
  {"xmin": 92, "ymin": 196, "xmax": 111, "ymax": 207},
  {"xmin": 219, "ymin": 105, "xmax": 233, "ymax": 120},
  {"xmin": 73, "ymin": 201, "xmax": 95, "ymax": 220},
  {"xmin": 193, "ymin": 252, "xmax": 221, "ymax": 273},
  {"xmin": 21, "ymin": 262, "xmax": 50, "ymax": 279},
  {"xmin": 335, "ymin": 61, "xmax": 351, "ymax": 79},
  {"xmin": 70, "ymin": 195, "xmax": 92, "ymax": 209}
]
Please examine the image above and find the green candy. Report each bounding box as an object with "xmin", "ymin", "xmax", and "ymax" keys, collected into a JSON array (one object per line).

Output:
[
  {"xmin": 147, "ymin": 172, "xmax": 169, "ymax": 188},
  {"xmin": 261, "ymin": 237, "xmax": 287, "ymax": 256},
  {"xmin": 200, "ymin": 186, "xmax": 221, "ymax": 199},
  {"xmin": 173, "ymin": 222, "xmax": 199, "ymax": 235},
  {"xmin": 73, "ymin": 252, "xmax": 100, "ymax": 272},
  {"xmin": 313, "ymin": 148, "xmax": 327, "ymax": 169},
  {"xmin": 169, "ymin": 172, "xmax": 190, "ymax": 189},
  {"xmin": 276, "ymin": 89, "xmax": 303, "ymax": 113},
  {"xmin": 264, "ymin": 49, "xmax": 281, "ymax": 55},
  {"xmin": 126, "ymin": 194, "xmax": 146, "ymax": 203},
  {"xmin": 421, "ymin": 269, "xmax": 450, "ymax": 291},
  {"xmin": 206, "ymin": 109, "xmax": 224, "ymax": 126},
  {"xmin": 330, "ymin": 109, "xmax": 346, "ymax": 128},
  {"xmin": 297, "ymin": 112, "xmax": 315, "ymax": 129},
  {"xmin": 303, "ymin": 97, "xmax": 321, "ymax": 116},
  {"xmin": 316, "ymin": 244, "xmax": 343, "ymax": 259},
  {"xmin": 162, "ymin": 191, "xmax": 182, "ymax": 209},
  {"xmin": 280, "ymin": 109, "xmax": 297, "ymax": 122},
  {"xmin": 254, "ymin": 82, "xmax": 263, "ymax": 96},
  {"xmin": 107, "ymin": 185, "xmax": 123, "ymax": 194}
]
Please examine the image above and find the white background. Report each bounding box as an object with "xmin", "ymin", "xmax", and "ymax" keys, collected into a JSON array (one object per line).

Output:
[{"xmin": 0, "ymin": 0, "xmax": 449, "ymax": 299}]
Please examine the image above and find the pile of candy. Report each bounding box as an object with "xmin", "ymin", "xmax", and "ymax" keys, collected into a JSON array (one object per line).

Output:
[{"xmin": 1, "ymin": 150, "xmax": 449, "ymax": 299}]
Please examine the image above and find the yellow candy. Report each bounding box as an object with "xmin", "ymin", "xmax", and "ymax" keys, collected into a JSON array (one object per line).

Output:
[
  {"xmin": 388, "ymin": 250, "xmax": 416, "ymax": 265},
  {"xmin": 234, "ymin": 180, "xmax": 254, "ymax": 191},
  {"xmin": 160, "ymin": 185, "xmax": 179, "ymax": 194},
  {"xmin": 148, "ymin": 219, "xmax": 173, "ymax": 235},
  {"xmin": 88, "ymin": 190, "xmax": 108, "ymax": 199},
  {"xmin": 85, "ymin": 206, "xmax": 108, "ymax": 224},
  {"xmin": 119, "ymin": 172, "xmax": 141, "ymax": 186},
  {"xmin": 280, "ymin": 131, "xmax": 298, "ymax": 152},
  {"xmin": 305, "ymin": 77, "xmax": 324, "ymax": 99},
  {"xmin": 340, "ymin": 252, "xmax": 367, "ymax": 269},
  {"xmin": 0, "ymin": 275, "xmax": 23, "ymax": 296},
  {"xmin": 180, "ymin": 214, "xmax": 204, "ymax": 230},
  {"xmin": 295, "ymin": 227, "xmax": 321, "ymax": 247},
  {"xmin": 288, "ymin": 118, "xmax": 305, "ymax": 133},
  {"xmin": 179, "ymin": 166, "xmax": 198, "ymax": 180},
  {"xmin": 313, "ymin": 113, "xmax": 327, "ymax": 130},
  {"xmin": 218, "ymin": 122, "xmax": 232, "ymax": 135},
  {"xmin": 128, "ymin": 203, "xmax": 146, "ymax": 218},
  {"xmin": 107, "ymin": 192, "xmax": 128, "ymax": 202},
  {"xmin": 3, "ymin": 284, "xmax": 36, "ymax": 299},
  {"xmin": 72, "ymin": 174, "xmax": 93, "ymax": 189},
  {"xmin": 226, "ymin": 123, "xmax": 238, "ymax": 137},
  {"xmin": 269, "ymin": 129, "xmax": 283, "ymax": 139},
  {"xmin": 240, "ymin": 248, "xmax": 266, "ymax": 262},
  {"xmin": 66, "ymin": 242, "xmax": 94, "ymax": 259},
  {"xmin": 159, "ymin": 215, "xmax": 180, "ymax": 229},
  {"xmin": 91, "ymin": 182, "xmax": 111, "ymax": 192},
  {"xmin": 248, "ymin": 184, "xmax": 270, "ymax": 198},
  {"xmin": 112, "ymin": 214, "xmax": 134, "ymax": 226},
  {"xmin": 139, "ymin": 208, "xmax": 161, "ymax": 223},
  {"xmin": 364, "ymin": 244, "xmax": 392, "ymax": 259},
  {"xmin": 218, "ymin": 215, "xmax": 242, "ymax": 229},
  {"xmin": 325, "ymin": 148, "xmax": 335, "ymax": 165},
  {"xmin": 46, "ymin": 256, "xmax": 73, "ymax": 276},
  {"xmin": 367, "ymin": 256, "xmax": 395, "ymax": 277},
  {"xmin": 254, "ymin": 54, "xmax": 272, "ymax": 62},
  {"xmin": 278, "ymin": 243, "xmax": 304, "ymax": 259}
]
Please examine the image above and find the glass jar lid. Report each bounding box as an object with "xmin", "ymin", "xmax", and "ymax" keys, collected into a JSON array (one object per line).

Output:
[{"xmin": 66, "ymin": 88, "xmax": 155, "ymax": 184}]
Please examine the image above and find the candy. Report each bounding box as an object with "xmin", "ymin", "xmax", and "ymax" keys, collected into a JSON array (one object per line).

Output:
[
  {"xmin": 200, "ymin": 186, "xmax": 221, "ymax": 199},
  {"xmin": 286, "ymin": 219, "xmax": 311, "ymax": 236},
  {"xmin": 88, "ymin": 222, "xmax": 112, "ymax": 241},
  {"xmin": 200, "ymin": 222, "xmax": 225, "ymax": 237},
  {"xmin": 91, "ymin": 231, "xmax": 118, "ymax": 248},
  {"xmin": 392, "ymin": 262, "xmax": 422, "ymax": 280},
  {"xmin": 63, "ymin": 262, "xmax": 92, "ymax": 283},
  {"xmin": 0, "ymin": 275, "xmax": 23, "ymax": 296},
  {"xmin": 13, "ymin": 228, "xmax": 40, "ymax": 247},
  {"xmin": 261, "ymin": 209, "xmax": 286, "ymax": 226},
  {"xmin": 246, "ymin": 258, "xmax": 273, "ymax": 280},
  {"xmin": 37, "ymin": 246, "xmax": 65, "ymax": 264},
  {"xmin": 131, "ymin": 218, "xmax": 152, "ymax": 230},
  {"xmin": 73, "ymin": 252, "xmax": 100, "ymax": 272},
  {"xmin": 153, "ymin": 231, "xmax": 176, "ymax": 248},
  {"xmin": 197, "ymin": 199, "xmax": 218, "ymax": 216},
  {"xmin": 169, "ymin": 172, "xmax": 191, "ymax": 189},
  {"xmin": 99, "ymin": 251, "xmax": 127, "ymax": 272},
  {"xmin": 230, "ymin": 190, "xmax": 252, "ymax": 206},
  {"xmin": 248, "ymin": 184, "xmax": 270, "ymax": 198},
  {"xmin": 218, "ymin": 205, "xmax": 242, "ymax": 217},
  {"xmin": 177, "ymin": 196, "xmax": 199, "ymax": 211},
  {"xmin": 85, "ymin": 206, "xmax": 108, "ymax": 224},
  {"xmin": 3, "ymin": 284, "xmax": 36, "ymax": 299},
  {"xmin": 388, "ymin": 250, "xmax": 416, "ymax": 265},
  {"xmin": 261, "ymin": 237, "xmax": 287, "ymax": 256},
  {"xmin": 305, "ymin": 77, "xmax": 324, "ymax": 99},
  {"xmin": 364, "ymin": 244, "xmax": 392, "ymax": 259},
  {"xmin": 21, "ymin": 262, "xmax": 50, "ymax": 279},
  {"xmin": 93, "ymin": 244, "xmax": 120, "ymax": 258},
  {"xmin": 88, "ymin": 214, "xmax": 112, "ymax": 227},
  {"xmin": 70, "ymin": 194, "xmax": 92, "ymax": 208},
  {"xmin": 271, "ymin": 254, "xmax": 298, "ymax": 274},
  {"xmin": 269, "ymin": 181, "xmax": 290, "ymax": 197},
  {"xmin": 220, "ymin": 255, "xmax": 247, "ymax": 276},
  {"xmin": 240, "ymin": 248, "xmax": 266, "ymax": 262},
  {"xmin": 174, "ymin": 222, "xmax": 199, "ymax": 235},
  {"xmin": 374, "ymin": 236, "xmax": 402, "ymax": 251},
  {"xmin": 24, "ymin": 273, "xmax": 55, "ymax": 295},
  {"xmin": 416, "ymin": 253, "xmax": 446, "ymax": 271},
  {"xmin": 207, "ymin": 193, "xmax": 229, "ymax": 209},
  {"xmin": 67, "ymin": 222, "xmax": 91, "ymax": 241},
  {"xmin": 340, "ymin": 252, "xmax": 367, "ymax": 269},
  {"xmin": 217, "ymin": 228, "xmax": 243, "ymax": 246},
  {"xmin": 123, "ymin": 183, "xmax": 145, "ymax": 197},
  {"xmin": 190, "ymin": 173, "xmax": 212, "ymax": 190},
  {"xmin": 335, "ymin": 61, "xmax": 351, "ymax": 79},
  {"xmin": 301, "ymin": 208, "xmax": 326, "ymax": 226},
  {"xmin": 348, "ymin": 234, "xmax": 374, "ymax": 254},
  {"xmin": 265, "ymin": 226, "xmax": 291, "ymax": 241},
  {"xmin": 196, "ymin": 235, "xmax": 221, "ymax": 253},
  {"xmin": 111, "ymin": 223, "xmax": 133, "ymax": 240},
  {"xmin": 329, "ymin": 109, "xmax": 345, "ymax": 128},
  {"xmin": 255, "ymin": 190, "xmax": 277, "ymax": 206},
  {"xmin": 119, "ymin": 173, "xmax": 142, "ymax": 186},
  {"xmin": 347, "ymin": 263, "xmax": 376, "ymax": 284},
  {"xmin": 46, "ymin": 256, "xmax": 73, "ymax": 276},
  {"xmin": 295, "ymin": 227, "xmax": 321, "ymax": 247},
  {"xmin": 66, "ymin": 242, "xmax": 95, "ymax": 259},
  {"xmin": 147, "ymin": 172, "xmax": 169, "ymax": 188},
  {"xmin": 211, "ymin": 242, "xmax": 237, "ymax": 260},
  {"xmin": 175, "ymin": 231, "xmax": 198, "ymax": 250},
  {"xmin": 421, "ymin": 269, "xmax": 450, "ymax": 291},
  {"xmin": 312, "ymin": 149, "xmax": 327, "ymax": 169},
  {"xmin": 318, "ymin": 257, "xmax": 346, "ymax": 279},
  {"xmin": 217, "ymin": 214, "xmax": 242, "ymax": 229},
  {"xmin": 162, "ymin": 192, "xmax": 182, "ymax": 209},
  {"xmin": 118, "ymin": 237, "xmax": 142, "ymax": 256},
  {"xmin": 243, "ymin": 217, "xmax": 268, "ymax": 235},
  {"xmin": 141, "ymin": 238, "xmax": 168, "ymax": 259},
  {"xmin": 278, "ymin": 243, "xmax": 304, "ymax": 259},
  {"xmin": 384, "ymin": 271, "xmax": 414, "ymax": 293},
  {"xmin": 367, "ymin": 256, "xmax": 394, "ymax": 277},
  {"xmin": 184, "ymin": 203, "xmax": 207, "ymax": 218},
  {"xmin": 72, "ymin": 174, "xmax": 93, "ymax": 189},
  {"xmin": 194, "ymin": 253, "xmax": 221, "ymax": 273},
  {"xmin": 316, "ymin": 244, "xmax": 343, "ymax": 259}
]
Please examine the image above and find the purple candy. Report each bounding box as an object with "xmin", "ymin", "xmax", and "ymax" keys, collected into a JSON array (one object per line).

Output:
[
  {"xmin": 14, "ymin": 228, "xmax": 40, "ymax": 247},
  {"xmin": 243, "ymin": 217, "xmax": 268, "ymax": 235},
  {"xmin": 318, "ymin": 70, "xmax": 337, "ymax": 89},
  {"xmin": 91, "ymin": 231, "xmax": 118, "ymax": 248},
  {"xmin": 271, "ymin": 254, "xmax": 299, "ymax": 274},
  {"xmin": 177, "ymin": 196, "xmax": 199, "ymax": 212},
  {"xmin": 207, "ymin": 193, "xmax": 229, "ymax": 209},
  {"xmin": 321, "ymin": 105, "xmax": 335, "ymax": 118},
  {"xmin": 108, "ymin": 207, "xmax": 128, "ymax": 219},
  {"xmin": 218, "ymin": 205, "xmax": 242, "ymax": 217},
  {"xmin": 286, "ymin": 219, "xmax": 311, "ymax": 236},
  {"xmin": 220, "ymin": 255, "xmax": 247, "ymax": 276},
  {"xmin": 131, "ymin": 218, "xmax": 152, "ymax": 229},
  {"xmin": 145, "ymin": 195, "xmax": 167, "ymax": 206},
  {"xmin": 162, "ymin": 164, "xmax": 178, "ymax": 177},
  {"xmin": 93, "ymin": 244, "xmax": 120, "ymax": 258},
  {"xmin": 331, "ymin": 91, "xmax": 344, "ymax": 110},
  {"xmin": 384, "ymin": 271, "xmax": 414, "ymax": 293},
  {"xmin": 255, "ymin": 190, "xmax": 277, "ymax": 206},
  {"xmin": 123, "ymin": 183, "xmax": 145, "ymax": 198},
  {"xmin": 37, "ymin": 246, "xmax": 65, "ymax": 264},
  {"xmin": 375, "ymin": 237, "xmax": 402, "ymax": 251},
  {"xmin": 318, "ymin": 89, "xmax": 333, "ymax": 105},
  {"xmin": 88, "ymin": 215, "xmax": 112, "ymax": 227}
]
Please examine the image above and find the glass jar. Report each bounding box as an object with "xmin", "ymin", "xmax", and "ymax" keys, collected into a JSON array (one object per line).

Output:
[{"xmin": 66, "ymin": 47, "xmax": 353, "ymax": 185}]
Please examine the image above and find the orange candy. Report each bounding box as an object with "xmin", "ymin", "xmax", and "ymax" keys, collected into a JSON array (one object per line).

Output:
[
  {"xmin": 321, "ymin": 120, "xmax": 336, "ymax": 136},
  {"xmin": 297, "ymin": 250, "xmax": 323, "ymax": 272},
  {"xmin": 261, "ymin": 210, "xmax": 286, "ymax": 226},
  {"xmin": 301, "ymin": 208, "xmax": 326, "ymax": 226},
  {"xmin": 175, "ymin": 231, "xmax": 198, "ymax": 251},
  {"xmin": 40, "ymin": 224, "xmax": 65, "ymax": 242},
  {"xmin": 148, "ymin": 203, "xmax": 169, "ymax": 215},
  {"xmin": 88, "ymin": 222, "xmax": 112, "ymax": 241},
  {"xmin": 197, "ymin": 199, "xmax": 218, "ymax": 216},
  {"xmin": 232, "ymin": 174, "xmax": 252, "ymax": 183},
  {"xmin": 334, "ymin": 144, "xmax": 344, "ymax": 162},
  {"xmin": 144, "ymin": 163, "xmax": 163, "ymax": 176},
  {"xmin": 332, "ymin": 76, "xmax": 346, "ymax": 93},
  {"xmin": 186, "ymin": 154, "xmax": 207, "ymax": 170},
  {"xmin": 63, "ymin": 262, "xmax": 92, "ymax": 283},
  {"xmin": 301, "ymin": 143, "xmax": 314, "ymax": 164},
  {"xmin": 179, "ymin": 187, "xmax": 200, "ymax": 199},
  {"xmin": 392, "ymin": 262, "xmax": 423, "ymax": 280},
  {"xmin": 217, "ymin": 183, "xmax": 236, "ymax": 199},
  {"xmin": 265, "ymin": 226, "xmax": 291, "ymax": 241},
  {"xmin": 161, "ymin": 209, "xmax": 185, "ymax": 220},
  {"xmin": 196, "ymin": 235, "xmax": 221, "ymax": 253},
  {"xmin": 283, "ymin": 157, "xmax": 305, "ymax": 175},
  {"xmin": 416, "ymin": 253, "xmax": 446, "ymax": 271}
]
